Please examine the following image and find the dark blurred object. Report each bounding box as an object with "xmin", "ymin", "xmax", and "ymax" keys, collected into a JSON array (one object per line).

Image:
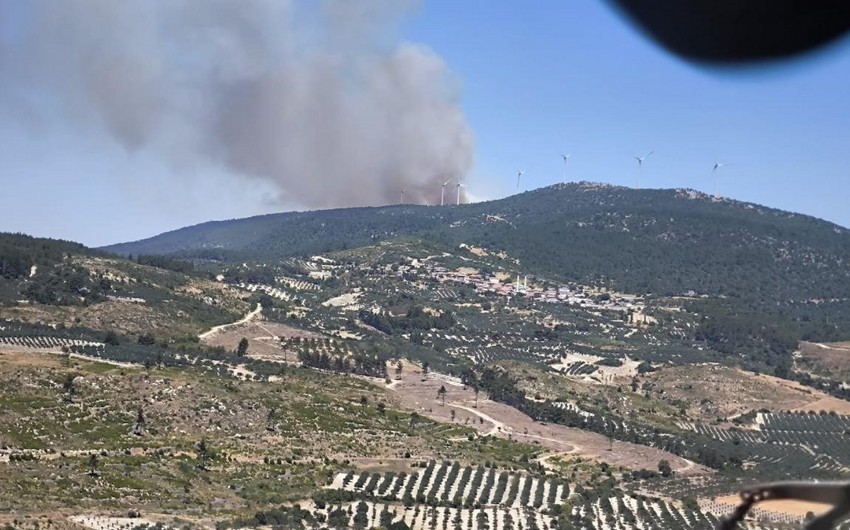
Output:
[
  {"xmin": 607, "ymin": 0, "xmax": 850, "ymax": 64},
  {"xmin": 718, "ymin": 481, "xmax": 850, "ymax": 530}
]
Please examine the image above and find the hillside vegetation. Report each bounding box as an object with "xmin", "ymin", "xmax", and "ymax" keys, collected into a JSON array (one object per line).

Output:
[
  {"xmin": 0, "ymin": 233, "xmax": 247, "ymax": 338},
  {"xmin": 103, "ymin": 183, "xmax": 850, "ymax": 302},
  {"xmin": 5, "ymin": 188, "xmax": 850, "ymax": 529}
]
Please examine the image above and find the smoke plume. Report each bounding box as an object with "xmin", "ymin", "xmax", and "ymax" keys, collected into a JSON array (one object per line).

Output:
[{"xmin": 0, "ymin": 0, "xmax": 474, "ymax": 208}]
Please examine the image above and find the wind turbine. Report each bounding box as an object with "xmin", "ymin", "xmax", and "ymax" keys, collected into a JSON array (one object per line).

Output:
[
  {"xmin": 633, "ymin": 150, "xmax": 653, "ymax": 188},
  {"xmin": 561, "ymin": 154, "xmax": 571, "ymax": 184},
  {"xmin": 455, "ymin": 181, "xmax": 465, "ymax": 205},
  {"xmin": 440, "ymin": 180, "xmax": 450, "ymax": 206},
  {"xmin": 400, "ymin": 189, "xmax": 405, "ymax": 204},
  {"xmin": 516, "ymin": 170, "xmax": 526, "ymax": 189},
  {"xmin": 712, "ymin": 162, "xmax": 730, "ymax": 196}
]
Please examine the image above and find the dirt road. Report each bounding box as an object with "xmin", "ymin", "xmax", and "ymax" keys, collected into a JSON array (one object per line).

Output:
[
  {"xmin": 388, "ymin": 369, "xmax": 709, "ymax": 476},
  {"xmin": 198, "ymin": 303, "xmax": 262, "ymax": 340}
]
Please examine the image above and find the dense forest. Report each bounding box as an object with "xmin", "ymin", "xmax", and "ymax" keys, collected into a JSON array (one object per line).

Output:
[
  {"xmin": 0, "ymin": 233, "xmax": 105, "ymax": 305},
  {"xmin": 0, "ymin": 232, "xmax": 92, "ymax": 279}
]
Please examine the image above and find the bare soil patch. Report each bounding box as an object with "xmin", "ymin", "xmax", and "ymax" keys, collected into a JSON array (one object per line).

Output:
[
  {"xmin": 389, "ymin": 365, "xmax": 708, "ymax": 476},
  {"xmin": 798, "ymin": 341, "xmax": 850, "ymax": 369},
  {"xmin": 713, "ymin": 494, "xmax": 832, "ymax": 518},
  {"xmin": 201, "ymin": 319, "xmax": 318, "ymax": 361},
  {"xmin": 797, "ymin": 341, "xmax": 850, "ymax": 382},
  {"xmin": 646, "ymin": 364, "xmax": 850, "ymax": 419}
]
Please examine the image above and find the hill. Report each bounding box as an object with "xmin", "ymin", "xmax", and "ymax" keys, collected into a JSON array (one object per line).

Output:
[
  {"xmin": 0, "ymin": 232, "xmax": 248, "ymax": 338},
  {"xmin": 103, "ymin": 183, "xmax": 850, "ymax": 302},
  {"xmin": 7, "ymin": 202, "xmax": 850, "ymax": 528}
]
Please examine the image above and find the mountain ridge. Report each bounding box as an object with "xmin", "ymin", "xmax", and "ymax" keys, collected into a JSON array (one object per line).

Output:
[{"xmin": 101, "ymin": 182, "xmax": 850, "ymax": 301}]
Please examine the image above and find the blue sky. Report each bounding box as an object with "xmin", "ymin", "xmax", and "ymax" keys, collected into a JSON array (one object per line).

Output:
[
  {"xmin": 2, "ymin": 1, "xmax": 849, "ymax": 246},
  {"xmin": 406, "ymin": 2, "xmax": 850, "ymax": 217}
]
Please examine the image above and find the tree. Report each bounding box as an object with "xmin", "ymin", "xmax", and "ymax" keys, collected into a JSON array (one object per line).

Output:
[
  {"xmin": 137, "ymin": 333, "xmax": 156, "ymax": 346},
  {"xmin": 450, "ymin": 409, "xmax": 456, "ymax": 422},
  {"xmin": 473, "ymin": 386, "xmax": 479, "ymax": 408},
  {"xmin": 327, "ymin": 509, "xmax": 348, "ymax": 529},
  {"xmin": 196, "ymin": 438, "xmax": 211, "ymax": 470},
  {"xmin": 266, "ymin": 408, "xmax": 277, "ymax": 432},
  {"xmin": 104, "ymin": 330, "xmax": 120, "ymax": 346},
  {"xmin": 658, "ymin": 459, "xmax": 673, "ymax": 478},
  {"xmin": 133, "ymin": 406, "xmax": 146, "ymax": 436},
  {"xmin": 409, "ymin": 412, "xmax": 420, "ymax": 433},
  {"xmin": 422, "ymin": 362, "xmax": 430, "ymax": 378},
  {"xmin": 353, "ymin": 501, "xmax": 368, "ymax": 529},
  {"xmin": 62, "ymin": 373, "xmax": 76, "ymax": 403},
  {"xmin": 636, "ymin": 361, "xmax": 655, "ymax": 374},
  {"xmin": 437, "ymin": 385, "xmax": 447, "ymax": 406},
  {"xmin": 87, "ymin": 453, "xmax": 99, "ymax": 476},
  {"xmin": 376, "ymin": 402, "xmax": 386, "ymax": 415},
  {"xmin": 236, "ymin": 337, "xmax": 249, "ymax": 357},
  {"xmin": 60, "ymin": 346, "xmax": 71, "ymax": 367},
  {"xmin": 395, "ymin": 361, "xmax": 403, "ymax": 380}
]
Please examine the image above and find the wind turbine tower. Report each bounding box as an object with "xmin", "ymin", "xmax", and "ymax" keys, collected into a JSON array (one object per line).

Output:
[
  {"xmin": 455, "ymin": 181, "xmax": 465, "ymax": 205},
  {"xmin": 634, "ymin": 151, "xmax": 653, "ymax": 188},
  {"xmin": 400, "ymin": 189, "xmax": 405, "ymax": 204},
  {"xmin": 516, "ymin": 171, "xmax": 526, "ymax": 189},
  {"xmin": 712, "ymin": 162, "xmax": 730, "ymax": 196},
  {"xmin": 440, "ymin": 180, "xmax": 450, "ymax": 206},
  {"xmin": 561, "ymin": 154, "xmax": 571, "ymax": 184}
]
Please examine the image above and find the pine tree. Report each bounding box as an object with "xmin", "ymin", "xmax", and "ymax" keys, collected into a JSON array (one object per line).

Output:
[{"xmin": 236, "ymin": 337, "xmax": 249, "ymax": 357}]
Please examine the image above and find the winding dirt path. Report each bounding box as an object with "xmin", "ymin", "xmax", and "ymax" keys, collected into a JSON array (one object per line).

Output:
[
  {"xmin": 448, "ymin": 403, "xmax": 506, "ymax": 436},
  {"xmin": 198, "ymin": 304, "xmax": 262, "ymax": 340}
]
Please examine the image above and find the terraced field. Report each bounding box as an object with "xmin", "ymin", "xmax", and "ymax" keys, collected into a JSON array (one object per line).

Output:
[
  {"xmin": 329, "ymin": 462, "xmax": 569, "ymax": 509},
  {"xmin": 680, "ymin": 411, "xmax": 850, "ymax": 475},
  {"xmin": 0, "ymin": 335, "xmax": 104, "ymax": 351}
]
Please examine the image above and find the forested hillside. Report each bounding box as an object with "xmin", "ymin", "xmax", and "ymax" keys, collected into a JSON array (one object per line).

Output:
[
  {"xmin": 103, "ymin": 183, "xmax": 850, "ymax": 302},
  {"xmin": 0, "ymin": 233, "xmax": 93, "ymax": 279},
  {"xmin": 0, "ymin": 232, "xmax": 244, "ymax": 336}
]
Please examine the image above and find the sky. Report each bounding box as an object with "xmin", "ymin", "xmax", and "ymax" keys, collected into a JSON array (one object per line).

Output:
[{"xmin": 1, "ymin": 1, "xmax": 849, "ymax": 247}]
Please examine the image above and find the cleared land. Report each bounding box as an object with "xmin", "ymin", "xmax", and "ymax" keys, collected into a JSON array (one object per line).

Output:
[
  {"xmin": 797, "ymin": 341, "xmax": 850, "ymax": 381},
  {"xmin": 645, "ymin": 364, "xmax": 850, "ymax": 419},
  {"xmin": 713, "ymin": 494, "xmax": 833, "ymax": 518},
  {"xmin": 199, "ymin": 315, "xmax": 317, "ymax": 361},
  {"xmin": 388, "ymin": 362, "xmax": 708, "ymax": 476}
]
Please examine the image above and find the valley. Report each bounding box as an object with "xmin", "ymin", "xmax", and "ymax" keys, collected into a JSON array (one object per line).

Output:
[{"xmin": 3, "ymin": 185, "xmax": 850, "ymax": 529}]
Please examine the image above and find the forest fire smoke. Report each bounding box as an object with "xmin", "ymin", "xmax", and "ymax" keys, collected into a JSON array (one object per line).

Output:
[{"xmin": 0, "ymin": 0, "xmax": 474, "ymax": 208}]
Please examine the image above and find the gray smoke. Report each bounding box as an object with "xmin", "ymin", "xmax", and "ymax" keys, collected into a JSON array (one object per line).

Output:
[{"xmin": 0, "ymin": 0, "xmax": 474, "ymax": 208}]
